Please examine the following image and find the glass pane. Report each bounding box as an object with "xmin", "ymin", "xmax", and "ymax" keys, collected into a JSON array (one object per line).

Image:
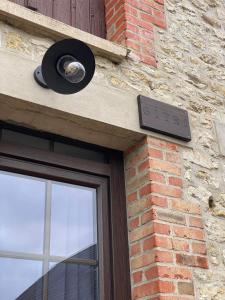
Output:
[
  {"xmin": 48, "ymin": 261, "xmax": 98, "ymax": 300},
  {"xmin": 50, "ymin": 182, "xmax": 97, "ymax": 259},
  {"xmin": 0, "ymin": 257, "xmax": 42, "ymax": 300},
  {"xmin": 2, "ymin": 129, "xmax": 50, "ymax": 150},
  {"xmin": 0, "ymin": 171, "xmax": 45, "ymax": 254}
]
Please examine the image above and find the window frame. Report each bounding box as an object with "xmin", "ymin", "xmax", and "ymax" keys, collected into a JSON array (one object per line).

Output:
[{"xmin": 0, "ymin": 123, "xmax": 131, "ymax": 300}]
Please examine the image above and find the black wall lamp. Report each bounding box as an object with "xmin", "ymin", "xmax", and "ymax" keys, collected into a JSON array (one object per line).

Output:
[{"xmin": 34, "ymin": 39, "xmax": 95, "ymax": 94}]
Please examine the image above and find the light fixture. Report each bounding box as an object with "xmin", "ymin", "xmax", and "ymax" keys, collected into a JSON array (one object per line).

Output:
[{"xmin": 34, "ymin": 39, "xmax": 95, "ymax": 94}]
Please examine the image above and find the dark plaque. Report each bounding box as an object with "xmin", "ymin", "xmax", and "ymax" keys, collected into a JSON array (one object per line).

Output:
[{"xmin": 138, "ymin": 95, "xmax": 191, "ymax": 141}]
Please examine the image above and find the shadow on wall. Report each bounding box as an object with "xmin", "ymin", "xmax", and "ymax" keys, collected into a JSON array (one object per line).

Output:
[{"xmin": 16, "ymin": 245, "xmax": 97, "ymax": 300}]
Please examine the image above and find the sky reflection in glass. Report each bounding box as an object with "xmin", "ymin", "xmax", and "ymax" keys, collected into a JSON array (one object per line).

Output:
[
  {"xmin": 0, "ymin": 171, "xmax": 98, "ymax": 299},
  {"xmin": 50, "ymin": 182, "xmax": 97, "ymax": 258},
  {"xmin": 0, "ymin": 258, "xmax": 42, "ymax": 300},
  {"xmin": 0, "ymin": 171, "xmax": 45, "ymax": 254}
]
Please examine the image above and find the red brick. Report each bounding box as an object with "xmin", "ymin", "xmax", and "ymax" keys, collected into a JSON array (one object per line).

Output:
[
  {"xmin": 158, "ymin": 280, "xmax": 175, "ymax": 293},
  {"xmin": 149, "ymin": 147, "xmax": 163, "ymax": 159},
  {"xmin": 153, "ymin": 8, "xmax": 165, "ymax": 19},
  {"xmin": 140, "ymin": 11, "xmax": 155, "ymax": 23},
  {"xmin": 172, "ymin": 239, "xmax": 189, "ymax": 252},
  {"xmin": 123, "ymin": 127, "xmax": 206, "ymax": 299},
  {"xmin": 154, "ymin": 250, "xmax": 174, "ymax": 263},
  {"xmin": 107, "ymin": 5, "xmax": 125, "ymax": 28},
  {"xmin": 140, "ymin": 54, "xmax": 157, "ymax": 66},
  {"xmin": 165, "ymin": 142, "xmax": 179, "ymax": 151},
  {"xmin": 133, "ymin": 281, "xmax": 159, "ymax": 298},
  {"xmin": 169, "ymin": 176, "xmax": 183, "ymax": 187},
  {"xmin": 130, "ymin": 242, "xmax": 141, "ymax": 257},
  {"xmin": 150, "ymin": 171, "xmax": 166, "ymax": 183},
  {"xmin": 129, "ymin": 222, "xmax": 153, "ymax": 242},
  {"xmin": 196, "ymin": 255, "xmax": 209, "ymax": 269},
  {"xmin": 126, "ymin": 167, "xmax": 136, "ymax": 179},
  {"xmin": 126, "ymin": 146, "xmax": 149, "ymax": 167},
  {"xmin": 126, "ymin": 14, "xmax": 154, "ymax": 31},
  {"xmin": 127, "ymin": 191, "xmax": 137, "ymax": 203},
  {"xmin": 124, "ymin": 3, "xmax": 138, "ymax": 17},
  {"xmin": 147, "ymin": 137, "xmax": 167, "ymax": 148},
  {"xmin": 139, "ymin": 183, "xmax": 151, "ymax": 197},
  {"xmin": 151, "ymin": 183, "xmax": 182, "ymax": 198},
  {"xmin": 133, "ymin": 279, "xmax": 175, "ymax": 297},
  {"xmin": 141, "ymin": 44, "xmax": 155, "ymax": 57},
  {"xmin": 171, "ymin": 199, "xmax": 201, "ymax": 215},
  {"xmin": 149, "ymin": 159, "xmax": 181, "ymax": 176},
  {"xmin": 133, "ymin": 271, "xmax": 143, "ymax": 283},
  {"xmin": 147, "ymin": 138, "xmax": 178, "ymax": 151},
  {"xmin": 106, "ymin": 0, "xmax": 167, "ymax": 66},
  {"xmin": 176, "ymin": 253, "xmax": 209, "ymax": 269},
  {"xmin": 192, "ymin": 242, "xmax": 207, "ymax": 255},
  {"xmin": 173, "ymin": 226, "xmax": 205, "ymax": 241},
  {"xmin": 138, "ymin": 159, "xmax": 150, "ymax": 173},
  {"xmin": 129, "ymin": 217, "xmax": 139, "ymax": 231},
  {"xmin": 189, "ymin": 216, "xmax": 204, "ymax": 228},
  {"xmin": 143, "ymin": 235, "xmax": 172, "ymax": 250},
  {"xmin": 156, "ymin": 209, "xmax": 186, "ymax": 225},
  {"xmin": 126, "ymin": 22, "xmax": 140, "ymax": 34},
  {"xmin": 157, "ymin": 297, "xmax": 195, "ymax": 300},
  {"xmin": 144, "ymin": 265, "xmax": 158, "ymax": 280},
  {"xmin": 154, "ymin": 17, "xmax": 167, "ymax": 28},
  {"xmin": 150, "ymin": 195, "xmax": 168, "ymax": 207},
  {"xmin": 165, "ymin": 152, "xmax": 181, "ymax": 163},
  {"xmin": 126, "ymin": 40, "xmax": 141, "ymax": 51},
  {"xmin": 141, "ymin": 209, "xmax": 155, "ymax": 224},
  {"xmin": 131, "ymin": 250, "xmax": 173, "ymax": 269},
  {"xmin": 153, "ymin": 222, "xmax": 171, "ymax": 235},
  {"xmin": 149, "ymin": 266, "xmax": 192, "ymax": 280},
  {"xmin": 131, "ymin": 252, "xmax": 155, "ymax": 269},
  {"xmin": 128, "ymin": 197, "xmax": 151, "ymax": 217}
]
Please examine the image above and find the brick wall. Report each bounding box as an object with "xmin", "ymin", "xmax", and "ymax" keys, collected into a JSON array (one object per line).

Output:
[
  {"xmin": 105, "ymin": 0, "xmax": 166, "ymax": 66},
  {"xmin": 125, "ymin": 136, "xmax": 208, "ymax": 299}
]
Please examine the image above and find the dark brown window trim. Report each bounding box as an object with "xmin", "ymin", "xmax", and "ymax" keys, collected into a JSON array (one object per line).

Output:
[{"xmin": 0, "ymin": 122, "xmax": 131, "ymax": 300}]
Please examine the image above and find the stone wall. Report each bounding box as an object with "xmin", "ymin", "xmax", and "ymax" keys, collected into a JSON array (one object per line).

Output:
[
  {"xmin": 1, "ymin": 0, "xmax": 225, "ymax": 298},
  {"xmin": 99, "ymin": 2, "xmax": 225, "ymax": 296},
  {"xmin": 153, "ymin": 1, "xmax": 225, "ymax": 299}
]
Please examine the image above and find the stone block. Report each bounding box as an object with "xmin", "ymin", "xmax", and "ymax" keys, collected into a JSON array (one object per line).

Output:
[{"xmin": 215, "ymin": 121, "xmax": 225, "ymax": 156}]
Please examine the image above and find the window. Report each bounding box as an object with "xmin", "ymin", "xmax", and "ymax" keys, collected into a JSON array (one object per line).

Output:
[
  {"xmin": 0, "ymin": 123, "xmax": 131, "ymax": 300},
  {"xmin": 8, "ymin": 0, "xmax": 106, "ymax": 38}
]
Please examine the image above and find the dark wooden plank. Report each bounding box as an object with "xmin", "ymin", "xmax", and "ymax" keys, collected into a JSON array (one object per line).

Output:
[
  {"xmin": 90, "ymin": 0, "xmax": 106, "ymax": 38},
  {"xmin": 75, "ymin": 0, "xmax": 90, "ymax": 33},
  {"xmin": 27, "ymin": 0, "xmax": 38, "ymax": 11},
  {"xmin": 9, "ymin": 0, "xmax": 25, "ymax": 5},
  {"xmin": 53, "ymin": 0, "xmax": 71, "ymax": 25},
  {"xmin": 36, "ymin": 0, "xmax": 53, "ymax": 17},
  {"xmin": 109, "ymin": 150, "xmax": 132, "ymax": 300},
  {"xmin": 71, "ymin": 0, "xmax": 76, "ymax": 27},
  {"xmin": 9, "ymin": 0, "xmax": 106, "ymax": 38}
]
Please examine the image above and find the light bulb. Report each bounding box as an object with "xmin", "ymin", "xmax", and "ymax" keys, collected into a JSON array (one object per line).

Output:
[{"xmin": 57, "ymin": 55, "xmax": 86, "ymax": 83}]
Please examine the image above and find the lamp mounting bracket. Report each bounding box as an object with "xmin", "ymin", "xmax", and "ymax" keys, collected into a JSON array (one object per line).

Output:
[{"xmin": 34, "ymin": 66, "xmax": 48, "ymax": 89}]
